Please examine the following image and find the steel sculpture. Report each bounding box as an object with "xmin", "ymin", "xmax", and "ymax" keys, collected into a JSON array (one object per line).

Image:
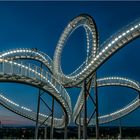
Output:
[{"xmin": 0, "ymin": 14, "xmax": 140, "ymax": 139}]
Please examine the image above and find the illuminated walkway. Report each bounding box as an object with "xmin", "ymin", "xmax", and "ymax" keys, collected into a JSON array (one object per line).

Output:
[{"xmin": 0, "ymin": 14, "xmax": 140, "ymax": 139}]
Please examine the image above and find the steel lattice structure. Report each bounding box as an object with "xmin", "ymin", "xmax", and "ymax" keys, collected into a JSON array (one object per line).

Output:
[{"xmin": 0, "ymin": 14, "xmax": 140, "ymax": 138}]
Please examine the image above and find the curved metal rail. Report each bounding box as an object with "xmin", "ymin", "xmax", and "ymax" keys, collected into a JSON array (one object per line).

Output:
[
  {"xmin": 1, "ymin": 77, "xmax": 139, "ymax": 127},
  {"xmin": 0, "ymin": 14, "xmax": 140, "ymax": 128},
  {"xmin": 53, "ymin": 15, "xmax": 140, "ymax": 87},
  {"xmin": 0, "ymin": 59, "xmax": 72, "ymax": 128},
  {"xmin": 0, "ymin": 48, "xmax": 53, "ymax": 72},
  {"xmin": 53, "ymin": 14, "xmax": 98, "ymax": 86},
  {"xmin": 73, "ymin": 77, "xmax": 140, "ymax": 125},
  {"xmin": 0, "ymin": 93, "xmax": 64, "ymax": 128}
]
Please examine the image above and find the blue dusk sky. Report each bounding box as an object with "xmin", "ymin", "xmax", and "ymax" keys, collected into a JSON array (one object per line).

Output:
[{"xmin": 0, "ymin": 1, "xmax": 140, "ymax": 126}]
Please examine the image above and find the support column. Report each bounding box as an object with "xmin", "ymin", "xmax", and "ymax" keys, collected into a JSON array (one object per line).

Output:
[
  {"xmin": 83, "ymin": 80, "xmax": 87, "ymax": 139},
  {"xmin": 35, "ymin": 62, "xmax": 43, "ymax": 139},
  {"xmin": 94, "ymin": 72, "xmax": 99, "ymax": 139},
  {"xmin": 64, "ymin": 115, "xmax": 68, "ymax": 139},
  {"xmin": 35, "ymin": 89, "xmax": 41, "ymax": 139},
  {"xmin": 50, "ymin": 97, "xmax": 54, "ymax": 139},
  {"xmin": 78, "ymin": 112, "xmax": 81, "ymax": 139}
]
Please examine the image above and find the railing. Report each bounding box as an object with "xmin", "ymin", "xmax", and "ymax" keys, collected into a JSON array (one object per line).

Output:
[
  {"xmin": 73, "ymin": 77, "xmax": 140, "ymax": 125},
  {"xmin": 0, "ymin": 48, "xmax": 53, "ymax": 72},
  {"xmin": 98, "ymin": 97, "xmax": 140, "ymax": 124},
  {"xmin": 0, "ymin": 93, "xmax": 64, "ymax": 128},
  {"xmin": 62, "ymin": 18, "xmax": 140, "ymax": 82},
  {"xmin": 0, "ymin": 15, "xmax": 140, "ymax": 128},
  {"xmin": 100, "ymin": 18, "xmax": 140, "ymax": 51},
  {"xmin": 53, "ymin": 14, "xmax": 97, "ymax": 83},
  {"xmin": 0, "ymin": 59, "xmax": 72, "ymax": 123}
]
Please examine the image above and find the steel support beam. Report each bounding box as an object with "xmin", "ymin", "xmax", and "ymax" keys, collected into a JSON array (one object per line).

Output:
[
  {"xmin": 35, "ymin": 62, "xmax": 43, "ymax": 139},
  {"xmin": 50, "ymin": 97, "xmax": 54, "ymax": 139},
  {"xmin": 83, "ymin": 80, "xmax": 87, "ymax": 139},
  {"xmin": 64, "ymin": 114, "xmax": 68, "ymax": 139},
  {"xmin": 78, "ymin": 112, "xmax": 81, "ymax": 139},
  {"xmin": 94, "ymin": 72, "xmax": 99, "ymax": 139},
  {"xmin": 35, "ymin": 88, "xmax": 41, "ymax": 139},
  {"xmin": 76, "ymin": 73, "xmax": 98, "ymax": 139}
]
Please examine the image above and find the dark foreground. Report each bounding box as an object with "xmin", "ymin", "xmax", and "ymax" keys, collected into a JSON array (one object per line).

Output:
[{"xmin": 0, "ymin": 126, "xmax": 140, "ymax": 139}]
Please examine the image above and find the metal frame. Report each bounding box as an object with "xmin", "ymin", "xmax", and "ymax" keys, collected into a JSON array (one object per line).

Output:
[
  {"xmin": 50, "ymin": 97, "xmax": 54, "ymax": 139},
  {"xmin": 78, "ymin": 112, "xmax": 81, "ymax": 139},
  {"xmin": 64, "ymin": 114, "xmax": 68, "ymax": 139},
  {"xmin": 94, "ymin": 73, "xmax": 99, "ymax": 139},
  {"xmin": 35, "ymin": 88, "xmax": 41, "ymax": 139},
  {"xmin": 35, "ymin": 90, "xmax": 55, "ymax": 139},
  {"xmin": 0, "ymin": 58, "xmax": 72, "ymax": 129},
  {"xmin": 83, "ymin": 80, "xmax": 87, "ymax": 139},
  {"xmin": 0, "ymin": 14, "xmax": 140, "ymax": 139},
  {"xmin": 77, "ymin": 73, "xmax": 99, "ymax": 139},
  {"xmin": 35, "ymin": 62, "xmax": 55, "ymax": 139}
]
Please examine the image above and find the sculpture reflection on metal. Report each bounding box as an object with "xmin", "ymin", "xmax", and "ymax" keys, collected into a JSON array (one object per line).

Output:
[{"xmin": 0, "ymin": 14, "xmax": 140, "ymax": 138}]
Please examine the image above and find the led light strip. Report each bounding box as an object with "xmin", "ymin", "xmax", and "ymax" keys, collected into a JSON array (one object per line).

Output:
[
  {"xmin": 0, "ymin": 48, "xmax": 53, "ymax": 72},
  {"xmin": 0, "ymin": 93, "xmax": 64, "ymax": 127},
  {"xmin": 74, "ymin": 77, "xmax": 140, "ymax": 125},
  {"xmin": 0, "ymin": 59, "xmax": 71, "ymax": 128},
  {"xmin": 53, "ymin": 15, "xmax": 140, "ymax": 87}
]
